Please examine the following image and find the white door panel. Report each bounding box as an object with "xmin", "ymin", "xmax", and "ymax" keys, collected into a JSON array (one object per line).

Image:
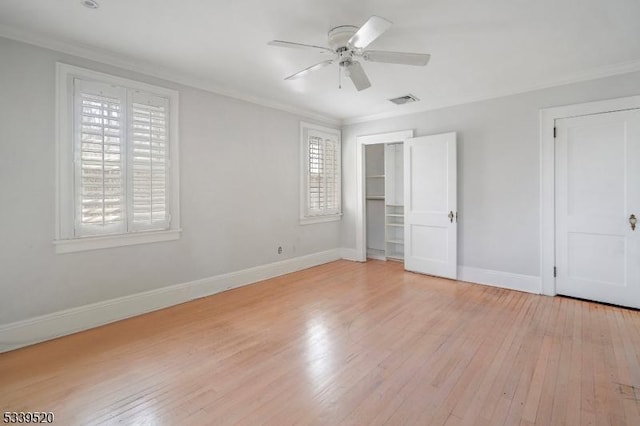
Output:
[
  {"xmin": 404, "ymin": 132, "xmax": 457, "ymax": 278},
  {"xmin": 555, "ymin": 109, "xmax": 640, "ymax": 308}
]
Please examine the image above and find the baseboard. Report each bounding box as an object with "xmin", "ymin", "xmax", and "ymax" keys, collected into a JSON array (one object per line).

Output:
[
  {"xmin": 187, "ymin": 249, "xmax": 342, "ymax": 299},
  {"xmin": 340, "ymin": 247, "xmax": 364, "ymax": 262},
  {"xmin": 338, "ymin": 251, "xmax": 541, "ymax": 295},
  {"xmin": 0, "ymin": 249, "xmax": 341, "ymax": 353},
  {"xmin": 366, "ymin": 248, "xmax": 386, "ymax": 261},
  {"xmin": 457, "ymin": 266, "xmax": 541, "ymax": 294}
]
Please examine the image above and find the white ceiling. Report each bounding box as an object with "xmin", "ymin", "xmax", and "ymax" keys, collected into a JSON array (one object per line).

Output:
[{"xmin": 1, "ymin": 0, "xmax": 639, "ymax": 123}]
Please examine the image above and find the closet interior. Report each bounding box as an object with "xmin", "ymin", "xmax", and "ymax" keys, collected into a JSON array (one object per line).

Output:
[{"xmin": 365, "ymin": 142, "xmax": 404, "ymax": 261}]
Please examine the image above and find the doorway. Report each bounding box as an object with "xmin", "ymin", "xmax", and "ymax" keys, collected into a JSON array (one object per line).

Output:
[
  {"xmin": 355, "ymin": 130, "xmax": 413, "ymax": 262},
  {"xmin": 355, "ymin": 130, "xmax": 458, "ymax": 279},
  {"xmin": 364, "ymin": 142, "xmax": 405, "ymax": 261}
]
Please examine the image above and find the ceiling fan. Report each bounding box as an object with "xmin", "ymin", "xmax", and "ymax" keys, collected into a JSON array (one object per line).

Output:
[{"xmin": 268, "ymin": 16, "xmax": 430, "ymax": 91}]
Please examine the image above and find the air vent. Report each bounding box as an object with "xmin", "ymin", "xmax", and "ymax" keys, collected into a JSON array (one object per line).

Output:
[{"xmin": 388, "ymin": 94, "xmax": 419, "ymax": 105}]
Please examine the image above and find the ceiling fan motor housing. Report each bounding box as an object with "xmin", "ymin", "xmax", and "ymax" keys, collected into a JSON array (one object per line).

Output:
[
  {"xmin": 328, "ymin": 25, "xmax": 358, "ymax": 50},
  {"xmin": 328, "ymin": 25, "xmax": 359, "ymax": 67}
]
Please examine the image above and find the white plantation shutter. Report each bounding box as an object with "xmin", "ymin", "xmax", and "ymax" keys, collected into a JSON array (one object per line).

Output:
[
  {"xmin": 324, "ymin": 137, "xmax": 340, "ymax": 212},
  {"xmin": 72, "ymin": 78, "xmax": 171, "ymax": 237},
  {"xmin": 74, "ymin": 79, "xmax": 127, "ymax": 236},
  {"xmin": 308, "ymin": 134, "xmax": 324, "ymax": 211},
  {"xmin": 306, "ymin": 129, "xmax": 341, "ymax": 217},
  {"xmin": 129, "ymin": 93, "xmax": 170, "ymax": 231}
]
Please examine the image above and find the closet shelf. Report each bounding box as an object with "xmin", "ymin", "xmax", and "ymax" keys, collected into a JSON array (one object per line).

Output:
[
  {"xmin": 386, "ymin": 240, "xmax": 404, "ymax": 244},
  {"xmin": 386, "ymin": 214, "xmax": 403, "ymax": 217},
  {"xmin": 386, "ymin": 223, "xmax": 404, "ymax": 227},
  {"xmin": 366, "ymin": 196, "xmax": 385, "ymax": 200},
  {"xmin": 366, "ymin": 175, "xmax": 385, "ymax": 178}
]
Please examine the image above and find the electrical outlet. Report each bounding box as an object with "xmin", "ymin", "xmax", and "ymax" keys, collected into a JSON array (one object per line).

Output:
[{"xmin": 277, "ymin": 246, "xmax": 283, "ymax": 254}]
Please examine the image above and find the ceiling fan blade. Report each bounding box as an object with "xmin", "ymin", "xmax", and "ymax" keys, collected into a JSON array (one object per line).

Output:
[
  {"xmin": 348, "ymin": 16, "xmax": 392, "ymax": 49},
  {"xmin": 285, "ymin": 59, "xmax": 334, "ymax": 80},
  {"xmin": 363, "ymin": 50, "xmax": 431, "ymax": 66},
  {"xmin": 346, "ymin": 61, "xmax": 371, "ymax": 91},
  {"xmin": 268, "ymin": 40, "xmax": 333, "ymax": 54}
]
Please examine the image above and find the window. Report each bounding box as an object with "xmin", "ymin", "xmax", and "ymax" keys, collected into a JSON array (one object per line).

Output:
[
  {"xmin": 300, "ymin": 122, "xmax": 341, "ymax": 224},
  {"xmin": 55, "ymin": 63, "xmax": 180, "ymax": 253}
]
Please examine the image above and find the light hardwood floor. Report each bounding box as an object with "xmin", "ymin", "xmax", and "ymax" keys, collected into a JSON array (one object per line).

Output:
[{"xmin": 1, "ymin": 260, "xmax": 640, "ymax": 425}]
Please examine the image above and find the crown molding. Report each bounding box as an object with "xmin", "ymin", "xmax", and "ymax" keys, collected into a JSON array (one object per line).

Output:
[
  {"xmin": 342, "ymin": 58, "xmax": 640, "ymax": 125},
  {"xmin": 0, "ymin": 24, "xmax": 341, "ymax": 127}
]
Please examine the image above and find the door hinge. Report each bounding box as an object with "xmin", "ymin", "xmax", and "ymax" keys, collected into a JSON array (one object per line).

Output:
[
  {"xmin": 553, "ymin": 127, "xmax": 557, "ymax": 138},
  {"xmin": 553, "ymin": 266, "xmax": 557, "ymax": 277}
]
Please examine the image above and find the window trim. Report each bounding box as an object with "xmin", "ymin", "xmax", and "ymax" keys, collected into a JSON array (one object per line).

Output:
[
  {"xmin": 55, "ymin": 63, "xmax": 180, "ymax": 253},
  {"xmin": 299, "ymin": 122, "xmax": 342, "ymax": 225}
]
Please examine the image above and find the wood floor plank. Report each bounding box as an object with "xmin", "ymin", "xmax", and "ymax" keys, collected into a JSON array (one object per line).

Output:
[
  {"xmin": 608, "ymin": 307, "xmax": 640, "ymax": 425},
  {"xmin": 506, "ymin": 296, "xmax": 555, "ymax": 425},
  {"xmin": 579, "ymin": 301, "xmax": 597, "ymax": 426},
  {"xmin": 1, "ymin": 260, "xmax": 640, "ymax": 425},
  {"xmin": 479, "ymin": 295, "xmax": 539, "ymax": 423}
]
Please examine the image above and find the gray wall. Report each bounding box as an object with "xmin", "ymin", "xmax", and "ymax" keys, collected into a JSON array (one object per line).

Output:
[
  {"xmin": 341, "ymin": 71, "xmax": 640, "ymax": 277},
  {"xmin": 0, "ymin": 37, "xmax": 341, "ymax": 324}
]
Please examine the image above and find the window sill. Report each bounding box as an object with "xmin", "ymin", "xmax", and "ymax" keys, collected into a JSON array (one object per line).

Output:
[
  {"xmin": 300, "ymin": 214, "xmax": 342, "ymax": 225},
  {"xmin": 54, "ymin": 229, "xmax": 181, "ymax": 254}
]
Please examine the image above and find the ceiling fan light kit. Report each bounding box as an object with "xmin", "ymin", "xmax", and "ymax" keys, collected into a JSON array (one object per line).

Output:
[{"xmin": 268, "ymin": 16, "xmax": 431, "ymax": 92}]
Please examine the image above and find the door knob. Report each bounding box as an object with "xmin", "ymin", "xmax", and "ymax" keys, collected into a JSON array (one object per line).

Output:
[
  {"xmin": 448, "ymin": 211, "xmax": 454, "ymax": 223},
  {"xmin": 630, "ymin": 214, "xmax": 637, "ymax": 231}
]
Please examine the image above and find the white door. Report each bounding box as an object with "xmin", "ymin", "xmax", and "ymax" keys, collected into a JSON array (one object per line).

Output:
[
  {"xmin": 555, "ymin": 109, "xmax": 640, "ymax": 308},
  {"xmin": 404, "ymin": 132, "xmax": 457, "ymax": 278}
]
